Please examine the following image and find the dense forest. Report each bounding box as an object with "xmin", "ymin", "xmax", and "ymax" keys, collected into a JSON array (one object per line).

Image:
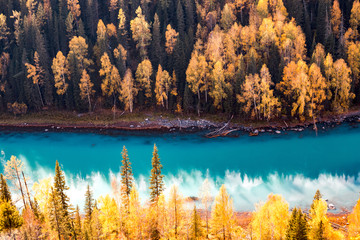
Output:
[
  {"xmin": 0, "ymin": 145, "xmax": 359, "ymax": 239},
  {"xmin": 1, "ymin": 0, "xmax": 360, "ymax": 121}
]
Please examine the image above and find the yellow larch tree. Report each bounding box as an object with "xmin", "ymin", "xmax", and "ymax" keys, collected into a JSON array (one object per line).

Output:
[
  {"xmin": 135, "ymin": 59, "xmax": 153, "ymax": 99},
  {"xmin": 349, "ymin": 194, "xmax": 360, "ymax": 239},
  {"xmin": 100, "ymin": 53, "xmax": 121, "ymax": 118},
  {"xmin": 256, "ymin": 0, "xmax": 269, "ymax": 19},
  {"xmin": 350, "ymin": 0, "xmax": 360, "ymax": 34},
  {"xmin": 125, "ymin": 186, "xmax": 145, "ymax": 239},
  {"xmin": 346, "ymin": 41, "xmax": 360, "ymax": 83},
  {"xmin": 67, "ymin": 0, "xmax": 81, "ymax": 20},
  {"xmin": 259, "ymin": 64, "xmax": 280, "ymax": 120},
  {"xmin": 331, "ymin": 59, "xmax": 355, "ymax": 112},
  {"xmin": 79, "ymin": 69, "xmax": 94, "ymax": 112},
  {"xmin": 308, "ymin": 193, "xmax": 344, "ymax": 240},
  {"xmin": 331, "ymin": 0, "xmax": 342, "ymax": 38},
  {"xmin": 119, "ymin": 68, "xmax": 137, "ymax": 113},
  {"xmin": 52, "ymin": 51, "xmax": 68, "ymax": 96},
  {"xmin": 165, "ymin": 24, "xmax": 178, "ymax": 54},
  {"xmin": 130, "ymin": 7, "xmax": 151, "ymax": 58},
  {"xmin": 210, "ymin": 185, "xmax": 236, "ymax": 239},
  {"xmin": 308, "ymin": 63, "xmax": 327, "ymax": 122},
  {"xmin": 237, "ymin": 73, "xmax": 261, "ymax": 119},
  {"xmin": 25, "ymin": 51, "xmax": 45, "ymax": 107},
  {"xmin": 311, "ymin": 43, "xmax": 326, "ymax": 69},
  {"xmin": 251, "ymin": 194, "xmax": 289, "ymax": 240},
  {"xmin": 155, "ymin": 65, "xmax": 177, "ymax": 109},
  {"xmin": 209, "ymin": 61, "xmax": 230, "ymax": 109},
  {"xmin": 98, "ymin": 195, "xmax": 121, "ymax": 239},
  {"xmin": 67, "ymin": 36, "xmax": 91, "ymax": 73},
  {"xmin": 166, "ymin": 185, "xmax": 185, "ymax": 239},
  {"xmin": 277, "ymin": 60, "xmax": 310, "ymax": 121},
  {"xmin": 186, "ymin": 50, "xmax": 208, "ymax": 116},
  {"xmin": 220, "ymin": 3, "xmax": 236, "ymax": 31},
  {"xmin": 259, "ymin": 17, "xmax": 278, "ymax": 58},
  {"xmin": 280, "ymin": 20, "xmax": 306, "ymax": 65},
  {"xmin": 200, "ymin": 178, "xmax": 212, "ymax": 238}
]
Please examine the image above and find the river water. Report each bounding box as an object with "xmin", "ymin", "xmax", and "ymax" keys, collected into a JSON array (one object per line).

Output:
[{"xmin": 0, "ymin": 123, "xmax": 359, "ymax": 211}]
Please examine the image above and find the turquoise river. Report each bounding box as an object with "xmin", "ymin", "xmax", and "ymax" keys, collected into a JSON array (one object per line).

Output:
[{"xmin": 0, "ymin": 122, "xmax": 360, "ymax": 211}]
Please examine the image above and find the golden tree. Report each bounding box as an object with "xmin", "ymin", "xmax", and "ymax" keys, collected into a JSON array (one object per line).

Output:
[
  {"xmin": 135, "ymin": 59, "xmax": 153, "ymax": 98},
  {"xmin": 259, "ymin": 64, "xmax": 280, "ymax": 120},
  {"xmin": 125, "ymin": 186, "xmax": 145, "ymax": 239},
  {"xmin": 25, "ymin": 51, "xmax": 45, "ymax": 107},
  {"xmin": 79, "ymin": 69, "xmax": 94, "ymax": 112},
  {"xmin": 251, "ymin": 194, "xmax": 289, "ymax": 240},
  {"xmin": 165, "ymin": 24, "xmax": 179, "ymax": 54},
  {"xmin": 130, "ymin": 7, "xmax": 151, "ymax": 58},
  {"xmin": 238, "ymin": 73, "xmax": 261, "ymax": 119},
  {"xmin": 308, "ymin": 195, "xmax": 344, "ymax": 240},
  {"xmin": 277, "ymin": 60, "xmax": 310, "ymax": 121},
  {"xmin": 186, "ymin": 50, "xmax": 208, "ymax": 116},
  {"xmin": 52, "ymin": 51, "xmax": 68, "ymax": 95},
  {"xmin": 67, "ymin": 0, "xmax": 81, "ymax": 19},
  {"xmin": 210, "ymin": 185, "xmax": 236, "ymax": 239},
  {"xmin": 350, "ymin": 0, "xmax": 360, "ymax": 33},
  {"xmin": 280, "ymin": 20, "xmax": 306, "ymax": 65},
  {"xmin": 331, "ymin": 0, "xmax": 342, "ymax": 38},
  {"xmin": 166, "ymin": 185, "xmax": 185, "ymax": 239},
  {"xmin": 349, "ymin": 194, "xmax": 360, "ymax": 239},
  {"xmin": 67, "ymin": 36, "xmax": 91, "ymax": 73},
  {"xmin": 120, "ymin": 68, "xmax": 137, "ymax": 113},
  {"xmin": 200, "ymin": 178, "xmax": 212, "ymax": 238},
  {"xmin": 331, "ymin": 59, "xmax": 355, "ymax": 112},
  {"xmin": 155, "ymin": 65, "xmax": 177, "ymax": 109},
  {"xmin": 98, "ymin": 195, "xmax": 121, "ymax": 239},
  {"xmin": 209, "ymin": 61, "xmax": 230, "ymax": 109},
  {"xmin": 308, "ymin": 63, "xmax": 327, "ymax": 121},
  {"xmin": 100, "ymin": 53, "xmax": 121, "ymax": 118},
  {"xmin": 347, "ymin": 41, "xmax": 360, "ymax": 82}
]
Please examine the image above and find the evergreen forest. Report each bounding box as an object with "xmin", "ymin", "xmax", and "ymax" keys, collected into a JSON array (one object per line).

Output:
[{"xmin": 1, "ymin": 0, "xmax": 360, "ymax": 121}]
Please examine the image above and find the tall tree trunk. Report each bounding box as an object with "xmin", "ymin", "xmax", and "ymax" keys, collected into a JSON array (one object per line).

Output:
[
  {"xmin": 36, "ymin": 83, "xmax": 44, "ymax": 107},
  {"xmin": 14, "ymin": 165, "xmax": 26, "ymax": 208}
]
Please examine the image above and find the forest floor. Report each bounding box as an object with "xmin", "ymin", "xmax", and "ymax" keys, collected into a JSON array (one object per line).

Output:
[{"xmin": 0, "ymin": 106, "xmax": 360, "ymax": 134}]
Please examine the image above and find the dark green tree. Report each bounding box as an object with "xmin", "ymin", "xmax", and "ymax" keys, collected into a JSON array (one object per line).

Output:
[
  {"xmin": 286, "ymin": 207, "xmax": 308, "ymax": 240},
  {"xmin": 120, "ymin": 146, "xmax": 133, "ymax": 208},
  {"xmin": 149, "ymin": 144, "xmax": 164, "ymax": 203},
  {"xmin": 84, "ymin": 184, "xmax": 94, "ymax": 222},
  {"xmin": 0, "ymin": 174, "xmax": 11, "ymax": 203}
]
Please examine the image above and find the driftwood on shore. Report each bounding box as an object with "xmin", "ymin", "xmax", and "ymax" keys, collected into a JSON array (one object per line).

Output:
[{"xmin": 205, "ymin": 115, "xmax": 239, "ymax": 138}]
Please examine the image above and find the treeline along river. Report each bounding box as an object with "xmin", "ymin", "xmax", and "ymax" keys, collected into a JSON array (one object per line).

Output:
[{"xmin": 0, "ymin": 123, "xmax": 359, "ymax": 211}]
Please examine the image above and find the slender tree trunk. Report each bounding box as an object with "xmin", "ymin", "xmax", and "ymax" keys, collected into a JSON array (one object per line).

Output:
[
  {"xmin": 36, "ymin": 83, "xmax": 44, "ymax": 107},
  {"xmin": 22, "ymin": 171, "xmax": 33, "ymax": 210},
  {"xmin": 14, "ymin": 165, "xmax": 27, "ymax": 208},
  {"xmin": 113, "ymin": 94, "xmax": 116, "ymax": 120},
  {"xmin": 197, "ymin": 89, "xmax": 201, "ymax": 116},
  {"xmin": 87, "ymin": 92, "xmax": 91, "ymax": 113}
]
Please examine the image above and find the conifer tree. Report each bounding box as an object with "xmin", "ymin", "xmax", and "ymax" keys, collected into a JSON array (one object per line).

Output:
[
  {"xmin": 190, "ymin": 205, "xmax": 204, "ymax": 239},
  {"xmin": 53, "ymin": 160, "xmax": 72, "ymax": 237},
  {"xmin": 74, "ymin": 205, "xmax": 82, "ymax": 239},
  {"xmin": 84, "ymin": 184, "xmax": 94, "ymax": 224},
  {"xmin": 210, "ymin": 184, "xmax": 235, "ymax": 239},
  {"xmin": 0, "ymin": 174, "xmax": 11, "ymax": 203},
  {"xmin": 120, "ymin": 145, "xmax": 133, "ymax": 210},
  {"xmin": 149, "ymin": 144, "xmax": 164, "ymax": 204},
  {"xmin": 0, "ymin": 200, "xmax": 23, "ymax": 236},
  {"xmin": 285, "ymin": 207, "xmax": 308, "ymax": 240},
  {"xmin": 349, "ymin": 194, "xmax": 360, "ymax": 238}
]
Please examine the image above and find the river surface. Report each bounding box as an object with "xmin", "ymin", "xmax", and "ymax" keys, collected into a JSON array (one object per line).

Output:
[{"xmin": 0, "ymin": 123, "xmax": 360, "ymax": 211}]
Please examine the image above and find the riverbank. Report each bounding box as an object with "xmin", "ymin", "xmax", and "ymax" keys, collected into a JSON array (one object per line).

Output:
[{"xmin": 0, "ymin": 107, "xmax": 360, "ymax": 135}]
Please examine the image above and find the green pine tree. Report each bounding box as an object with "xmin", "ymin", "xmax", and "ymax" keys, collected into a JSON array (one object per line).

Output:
[
  {"xmin": 0, "ymin": 174, "xmax": 11, "ymax": 203},
  {"xmin": 84, "ymin": 184, "xmax": 94, "ymax": 222},
  {"xmin": 149, "ymin": 144, "xmax": 164, "ymax": 203},
  {"xmin": 120, "ymin": 145, "xmax": 133, "ymax": 209},
  {"xmin": 286, "ymin": 207, "xmax": 308, "ymax": 240},
  {"xmin": 53, "ymin": 160, "xmax": 72, "ymax": 237}
]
